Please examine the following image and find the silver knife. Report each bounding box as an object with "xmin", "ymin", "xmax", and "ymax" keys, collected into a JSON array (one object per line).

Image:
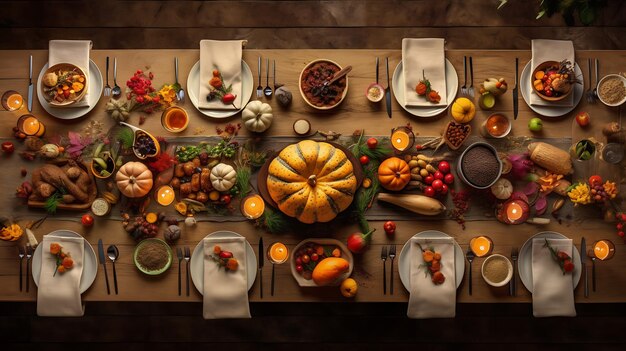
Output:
[
  {"xmin": 581, "ymin": 237, "xmax": 588, "ymax": 297},
  {"xmin": 385, "ymin": 57, "xmax": 392, "ymax": 118},
  {"xmin": 27, "ymin": 55, "xmax": 33, "ymax": 112},
  {"xmin": 97, "ymin": 239, "xmax": 111, "ymax": 295},
  {"xmin": 513, "ymin": 57, "xmax": 518, "ymax": 120}
]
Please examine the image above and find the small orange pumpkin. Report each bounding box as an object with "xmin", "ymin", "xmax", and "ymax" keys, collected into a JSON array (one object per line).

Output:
[
  {"xmin": 377, "ymin": 157, "xmax": 411, "ymax": 191},
  {"xmin": 115, "ymin": 162, "xmax": 154, "ymax": 198}
]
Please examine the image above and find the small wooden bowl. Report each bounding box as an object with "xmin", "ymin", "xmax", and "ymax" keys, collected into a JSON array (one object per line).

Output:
[
  {"xmin": 444, "ymin": 121, "xmax": 471, "ymax": 150},
  {"xmin": 531, "ymin": 61, "xmax": 573, "ymax": 102},
  {"xmin": 40, "ymin": 63, "xmax": 88, "ymax": 106},
  {"xmin": 299, "ymin": 59, "xmax": 349, "ymax": 110}
]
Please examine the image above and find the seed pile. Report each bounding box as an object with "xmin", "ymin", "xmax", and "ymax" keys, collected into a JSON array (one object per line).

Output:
[
  {"xmin": 599, "ymin": 77, "xmax": 626, "ymax": 104},
  {"xmin": 461, "ymin": 145, "xmax": 499, "ymax": 187}
]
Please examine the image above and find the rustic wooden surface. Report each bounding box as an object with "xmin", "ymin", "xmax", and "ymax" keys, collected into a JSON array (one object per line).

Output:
[{"xmin": 0, "ymin": 49, "xmax": 624, "ymax": 304}]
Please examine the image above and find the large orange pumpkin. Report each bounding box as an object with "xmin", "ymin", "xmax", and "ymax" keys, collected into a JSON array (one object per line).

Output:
[{"xmin": 378, "ymin": 157, "xmax": 411, "ymax": 191}]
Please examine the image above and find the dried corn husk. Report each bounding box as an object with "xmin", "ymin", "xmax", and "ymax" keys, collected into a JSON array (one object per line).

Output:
[{"xmin": 528, "ymin": 142, "xmax": 572, "ymax": 175}]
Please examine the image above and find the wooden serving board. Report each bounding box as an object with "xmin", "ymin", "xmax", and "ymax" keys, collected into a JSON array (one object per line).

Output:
[
  {"xmin": 257, "ymin": 140, "xmax": 364, "ymax": 211},
  {"xmin": 27, "ymin": 161, "xmax": 98, "ymax": 211}
]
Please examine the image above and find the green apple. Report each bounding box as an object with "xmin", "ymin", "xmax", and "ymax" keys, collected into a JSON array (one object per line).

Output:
[
  {"xmin": 478, "ymin": 92, "xmax": 496, "ymax": 110},
  {"xmin": 528, "ymin": 117, "xmax": 543, "ymax": 132}
]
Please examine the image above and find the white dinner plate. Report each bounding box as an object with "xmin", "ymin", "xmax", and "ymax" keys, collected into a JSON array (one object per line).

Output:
[
  {"xmin": 399, "ymin": 230, "xmax": 465, "ymax": 290},
  {"xmin": 187, "ymin": 60, "xmax": 253, "ymax": 118},
  {"xmin": 518, "ymin": 231, "xmax": 581, "ymax": 293},
  {"xmin": 32, "ymin": 230, "xmax": 98, "ymax": 294},
  {"xmin": 36, "ymin": 60, "xmax": 103, "ymax": 120},
  {"xmin": 520, "ymin": 61, "xmax": 583, "ymax": 118},
  {"xmin": 392, "ymin": 59, "xmax": 458, "ymax": 117},
  {"xmin": 190, "ymin": 231, "xmax": 257, "ymax": 294}
]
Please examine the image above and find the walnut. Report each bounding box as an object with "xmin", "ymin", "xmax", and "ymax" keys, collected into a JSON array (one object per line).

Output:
[{"xmin": 164, "ymin": 225, "xmax": 181, "ymax": 243}]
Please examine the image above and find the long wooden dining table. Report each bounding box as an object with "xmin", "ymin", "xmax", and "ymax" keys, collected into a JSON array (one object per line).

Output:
[{"xmin": 0, "ymin": 49, "xmax": 624, "ymax": 304}]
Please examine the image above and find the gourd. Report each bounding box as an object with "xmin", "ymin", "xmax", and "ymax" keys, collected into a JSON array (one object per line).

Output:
[
  {"xmin": 377, "ymin": 193, "xmax": 446, "ymax": 216},
  {"xmin": 377, "ymin": 157, "xmax": 411, "ymax": 191},
  {"xmin": 491, "ymin": 178, "xmax": 513, "ymax": 200},
  {"xmin": 482, "ymin": 78, "xmax": 508, "ymax": 96},
  {"xmin": 242, "ymin": 100, "xmax": 273, "ymax": 133},
  {"xmin": 266, "ymin": 140, "xmax": 358, "ymax": 224},
  {"xmin": 312, "ymin": 257, "xmax": 350, "ymax": 286},
  {"xmin": 115, "ymin": 162, "xmax": 154, "ymax": 198},
  {"xmin": 210, "ymin": 163, "xmax": 236, "ymax": 192},
  {"xmin": 450, "ymin": 97, "xmax": 476, "ymax": 123}
]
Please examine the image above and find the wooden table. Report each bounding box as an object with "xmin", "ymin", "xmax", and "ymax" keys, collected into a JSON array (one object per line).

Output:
[{"xmin": 0, "ymin": 49, "xmax": 624, "ymax": 303}]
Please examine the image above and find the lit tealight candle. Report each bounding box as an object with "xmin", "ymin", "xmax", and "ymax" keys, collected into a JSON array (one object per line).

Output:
[
  {"xmin": 156, "ymin": 185, "xmax": 175, "ymax": 206},
  {"xmin": 498, "ymin": 199, "xmax": 529, "ymax": 225},
  {"xmin": 506, "ymin": 202, "xmax": 523, "ymax": 221},
  {"xmin": 17, "ymin": 114, "xmax": 45, "ymax": 137},
  {"xmin": 593, "ymin": 240, "xmax": 615, "ymax": 261},
  {"xmin": 268, "ymin": 242, "xmax": 289, "ymax": 264},
  {"xmin": 6, "ymin": 93, "xmax": 23, "ymax": 110},
  {"xmin": 470, "ymin": 236, "xmax": 493, "ymax": 257},
  {"xmin": 390, "ymin": 126, "xmax": 414, "ymax": 152},
  {"xmin": 241, "ymin": 194, "xmax": 265, "ymax": 219}
]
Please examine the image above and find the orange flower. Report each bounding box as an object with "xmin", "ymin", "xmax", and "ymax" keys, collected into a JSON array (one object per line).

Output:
[
  {"xmin": 213, "ymin": 245, "xmax": 221, "ymax": 254},
  {"xmin": 57, "ymin": 265, "xmax": 66, "ymax": 273},
  {"xmin": 415, "ymin": 82, "xmax": 427, "ymax": 96},
  {"xmin": 50, "ymin": 243, "xmax": 61, "ymax": 255},
  {"xmin": 427, "ymin": 90, "xmax": 441, "ymax": 103},
  {"xmin": 226, "ymin": 258, "xmax": 239, "ymax": 271},
  {"xmin": 62, "ymin": 257, "xmax": 74, "ymax": 269},
  {"xmin": 209, "ymin": 76, "xmax": 222, "ymax": 89}
]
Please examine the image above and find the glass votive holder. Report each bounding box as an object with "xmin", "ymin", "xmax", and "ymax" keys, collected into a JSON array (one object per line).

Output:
[
  {"xmin": 470, "ymin": 235, "xmax": 494, "ymax": 257},
  {"xmin": 17, "ymin": 114, "xmax": 45, "ymax": 137},
  {"xmin": 2, "ymin": 90, "xmax": 24, "ymax": 111},
  {"xmin": 390, "ymin": 126, "xmax": 414, "ymax": 153},
  {"xmin": 590, "ymin": 239, "xmax": 616, "ymax": 261}
]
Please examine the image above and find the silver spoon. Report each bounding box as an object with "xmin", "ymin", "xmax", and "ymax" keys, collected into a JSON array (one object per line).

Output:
[
  {"xmin": 264, "ymin": 58, "xmax": 272, "ymax": 97},
  {"xmin": 106, "ymin": 245, "xmax": 119, "ymax": 295},
  {"xmin": 175, "ymin": 57, "xmax": 185, "ymax": 103},
  {"xmin": 112, "ymin": 58, "xmax": 122, "ymax": 99}
]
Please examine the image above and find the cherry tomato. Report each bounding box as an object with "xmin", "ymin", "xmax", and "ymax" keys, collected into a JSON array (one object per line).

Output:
[
  {"xmin": 383, "ymin": 221, "xmax": 396, "ymax": 235},
  {"xmin": 423, "ymin": 186, "xmax": 435, "ymax": 197},
  {"xmin": 296, "ymin": 264, "xmax": 304, "ymax": 273},
  {"xmin": 544, "ymin": 89, "xmax": 553, "ymax": 97},
  {"xmin": 221, "ymin": 93, "xmax": 236, "ymax": 104},
  {"xmin": 302, "ymin": 254, "xmax": 311, "ymax": 264},
  {"xmin": 366, "ymin": 138, "xmax": 378, "ymax": 149},
  {"xmin": 219, "ymin": 251, "xmax": 233, "ymax": 259},
  {"xmin": 440, "ymin": 184, "xmax": 449, "ymax": 195},
  {"xmin": 589, "ymin": 175, "xmax": 603, "ymax": 187},
  {"xmin": 220, "ymin": 194, "xmax": 232, "ymax": 205},
  {"xmin": 433, "ymin": 171, "xmax": 444, "ymax": 180},
  {"xmin": 295, "ymin": 257, "xmax": 302, "ymax": 265},
  {"xmin": 359, "ymin": 155, "xmax": 370, "ymax": 165},
  {"xmin": 424, "ymin": 175, "xmax": 434, "ymax": 185},
  {"xmin": 432, "ymin": 179, "xmax": 444, "ymax": 191},
  {"xmin": 311, "ymin": 253, "xmax": 319, "ymax": 262},
  {"xmin": 444, "ymin": 173, "xmax": 455, "ymax": 184},
  {"xmin": 81, "ymin": 214, "xmax": 94, "ymax": 227},
  {"xmin": 437, "ymin": 161, "xmax": 450, "ymax": 174}
]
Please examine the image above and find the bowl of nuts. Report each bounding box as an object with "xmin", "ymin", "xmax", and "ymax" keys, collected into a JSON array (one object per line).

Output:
[{"xmin": 444, "ymin": 122, "xmax": 471, "ymax": 150}]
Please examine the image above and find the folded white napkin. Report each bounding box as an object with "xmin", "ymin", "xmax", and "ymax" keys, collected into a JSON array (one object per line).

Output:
[
  {"xmin": 407, "ymin": 236, "xmax": 456, "ymax": 319},
  {"xmin": 37, "ymin": 234, "xmax": 84, "ymax": 317},
  {"xmin": 198, "ymin": 40, "xmax": 244, "ymax": 110},
  {"xmin": 203, "ymin": 236, "xmax": 250, "ymax": 319},
  {"xmin": 49, "ymin": 40, "xmax": 92, "ymax": 107},
  {"xmin": 402, "ymin": 38, "xmax": 447, "ymax": 107},
  {"xmin": 530, "ymin": 39, "xmax": 575, "ymax": 107},
  {"xmin": 532, "ymin": 238, "xmax": 576, "ymax": 317}
]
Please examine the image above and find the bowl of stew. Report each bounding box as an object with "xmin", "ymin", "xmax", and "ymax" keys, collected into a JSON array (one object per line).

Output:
[{"xmin": 299, "ymin": 59, "xmax": 349, "ymax": 110}]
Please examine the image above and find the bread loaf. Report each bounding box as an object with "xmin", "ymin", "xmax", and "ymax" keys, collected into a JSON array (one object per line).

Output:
[{"xmin": 528, "ymin": 142, "xmax": 572, "ymax": 175}]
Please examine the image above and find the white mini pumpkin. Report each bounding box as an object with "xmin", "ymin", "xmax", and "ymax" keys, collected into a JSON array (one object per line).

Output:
[
  {"xmin": 491, "ymin": 177, "xmax": 513, "ymax": 200},
  {"xmin": 210, "ymin": 163, "xmax": 237, "ymax": 192},
  {"xmin": 242, "ymin": 100, "xmax": 273, "ymax": 133}
]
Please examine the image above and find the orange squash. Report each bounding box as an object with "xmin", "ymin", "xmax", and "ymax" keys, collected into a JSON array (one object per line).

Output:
[
  {"xmin": 377, "ymin": 157, "xmax": 411, "ymax": 191},
  {"xmin": 115, "ymin": 161, "xmax": 153, "ymax": 198},
  {"xmin": 312, "ymin": 257, "xmax": 350, "ymax": 286}
]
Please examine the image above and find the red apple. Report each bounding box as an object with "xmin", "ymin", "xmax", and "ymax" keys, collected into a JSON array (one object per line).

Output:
[{"xmin": 576, "ymin": 112, "xmax": 590, "ymax": 127}]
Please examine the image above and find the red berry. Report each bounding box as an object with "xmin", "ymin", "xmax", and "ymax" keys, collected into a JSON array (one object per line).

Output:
[
  {"xmin": 617, "ymin": 223, "xmax": 623, "ymax": 230},
  {"xmin": 424, "ymin": 175, "xmax": 434, "ymax": 185},
  {"xmin": 383, "ymin": 221, "xmax": 396, "ymax": 235},
  {"xmin": 311, "ymin": 253, "xmax": 319, "ymax": 262},
  {"xmin": 415, "ymin": 145, "xmax": 423, "ymax": 151},
  {"xmin": 302, "ymin": 254, "xmax": 310, "ymax": 263},
  {"xmin": 440, "ymin": 184, "xmax": 449, "ymax": 195},
  {"xmin": 621, "ymin": 214, "xmax": 626, "ymax": 221},
  {"xmin": 296, "ymin": 265, "xmax": 304, "ymax": 273},
  {"xmin": 295, "ymin": 257, "xmax": 302, "ymax": 265},
  {"xmin": 220, "ymin": 194, "xmax": 232, "ymax": 205},
  {"xmin": 618, "ymin": 231, "xmax": 625, "ymax": 238},
  {"xmin": 359, "ymin": 155, "xmax": 370, "ymax": 165},
  {"xmin": 437, "ymin": 161, "xmax": 450, "ymax": 174},
  {"xmin": 423, "ymin": 186, "xmax": 435, "ymax": 197},
  {"xmin": 366, "ymin": 138, "xmax": 378, "ymax": 149},
  {"xmin": 444, "ymin": 173, "xmax": 455, "ymax": 184},
  {"xmin": 432, "ymin": 179, "xmax": 444, "ymax": 191},
  {"xmin": 81, "ymin": 214, "xmax": 94, "ymax": 227}
]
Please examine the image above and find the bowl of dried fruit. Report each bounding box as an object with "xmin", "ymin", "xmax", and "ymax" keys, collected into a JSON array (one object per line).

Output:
[
  {"xmin": 40, "ymin": 63, "xmax": 88, "ymax": 106},
  {"xmin": 531, "ymin": 60, "xmax": 576, "ymax": 102}
]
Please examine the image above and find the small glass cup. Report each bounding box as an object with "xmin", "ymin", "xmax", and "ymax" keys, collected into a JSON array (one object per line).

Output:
[
  {"xmin": 2, "ymin": 90, "xmax": 24, "ymax": 111},
  {"xmin": 601, "ymin": 143, "xmax": 624, "ymax": 164},
  {"xmin": 590, "ymin": 239, "xmax": 615, "ymax": 261},
  {"xmin": 390, "ymin": 126, "xmax": 415, "ymax": 153},
  {"xmin": 161, "ymin": 106, "xmax": 189, "ymax": 133},
  {"xmin": 482, "ymin": 113, "xmax": 511, "ymax": 138},
  {"xmin": 240, "ymin": 194, "xmax": 265, "ymax": 220},
  {"xmin": 570, "ymin": 139, "xmax": 597, "ymax": 162},
  {"xmin": 17, "ymin": 114, "xmax": 45, "ymax": 137}
]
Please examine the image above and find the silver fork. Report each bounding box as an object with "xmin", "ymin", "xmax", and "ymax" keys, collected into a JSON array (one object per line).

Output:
[
  {"xmin": 592, "ymin": 59, "xmax": 600, "ymax": 100},
  {"xmin": 389, "ymin": 245, "xmax": 396, "ymax": 295},
  {"xmin": 177, "ymin": 247, "xmax": 183, "ymax": 296},
  {"xmin": 256, "ymin": 56, "xmax": 263, "ymax": 98},
  {"xmin": 103, "ymin": 56, "xmax": 111, "ymax": 97},
  {"xmin": 18, "ymin": 246, "xmax": 25, "ymax": 292},
  {"xmin": 585, "ymin": 58, "xmax": 594, "ymax": 103},
  {"xmin": 184, "ymin": 247, "xmax": 191, "ymax": 296},
  {"xmin": 461, "ymin": 56, "xmax": 468, "ymax": 96},
  {"xmin": 466, "ymin": 248, "xmax": 475, "ymax": 296},
  {"xmin": 510, "ymin": 247, "xmax": 518, "ymax": 296},
  {"xmin": 468, "ymin": 56, "xmax": 475, "ymax": 98},
  {"xmin": 26, "ymin": 244, "xmax": 33, "ymax": 292},
  {"xmin": 381, "ymin": 246, "xmax": 388, "ymax": 295}
]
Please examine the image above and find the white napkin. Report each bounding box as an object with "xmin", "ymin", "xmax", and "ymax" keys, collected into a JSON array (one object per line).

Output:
[
  {"xmin": 530, "ymin": 39, "xmax": 575, "ymax": 107},
  {"xmin": 49, "ymin": 40, "xmax": 92, "ymax": 107},
  {"xmin": 198, "ymin": 40, "xmax": 243, "ymax": 110},
  {"xmin": 531, "ymin": 238, "xmax": 576, "ymax": 317},
  {"xmin": 407, "ymin": 237, "xmax": 456, "ymax": 319},
  {"xmin": 402, "ymin": 38, "xmax": 447, "ymax": 107},
  {"xmin": 37, "ymin": 234, "xmax": 84, "ymax": 317},
  {"xmin": 202, "ymin": 237, "xmax": 250, "ymax": 319}
]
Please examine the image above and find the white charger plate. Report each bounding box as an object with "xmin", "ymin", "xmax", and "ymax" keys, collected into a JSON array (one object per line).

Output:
[
  {"xmin": 190, "ymin": 231, "xmax": 257, "ymax": 294},
  {"xmin": 398, "ymin": 230, "xmax": 465, "ymax": 291},
  {"xmin": 187, "ymin": 60, "xmax": 253, "ymax": 118},
  {"xmin": 520, "ymin": 61, "xmax": 583, "ymax": 117},
  {"xmin": 36, "ymin": 60, "xmax": 103, "ymax": 120},
  {"xmin": 392, "ymin": 59, "xmax": 458, "ymax": 117},
  {"xmin": 518, "ymin": 231, "xmax": 581, "ymax": 293},
  {"xmin": 32, "ymin": 230, "xmax": 98, "ymax": 294}
]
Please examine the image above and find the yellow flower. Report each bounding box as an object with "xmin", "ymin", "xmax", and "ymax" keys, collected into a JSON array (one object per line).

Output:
[
  {"xmin": 158, "ymin": 85, "xmax": 177, "ymax": 104},
  {"xmin": 603, "ymin": 181, "xmax": 618, "ymax": 199},
  {"xmin": 568, "ymin": 183, "xmax": 591, "ymax": 205}
]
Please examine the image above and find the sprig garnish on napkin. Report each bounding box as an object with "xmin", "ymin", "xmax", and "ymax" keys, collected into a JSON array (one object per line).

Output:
[
  {"xmin": 209, "ymin": 245, "xmax": 239, "ymax": 272},
  {"xmin": 415, "ymin": 70, "xmax": 441, "ymax": 104},
  {"xmin": 416, "ymin": 242, "xmax": 445, "ymax": 285},
  {"xmin": 543, "ymin": 238, "xmax": 574, "ymax": 274},
  {"xmin": 49, "ymin": 242, "xmax": 74, "ymax": 276}
]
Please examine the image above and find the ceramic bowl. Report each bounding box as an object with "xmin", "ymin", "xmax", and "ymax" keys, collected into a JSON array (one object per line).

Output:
[
  {"xmin": 531, "ymin": 61, "xmax": 574, "ymax": 102},
  {"xmin": 290, "ymin": 238, "xmax": 353, "ymax": 287},
  {"xmin": 40, "ymin": 63, "xmax": 88, "ymax": 106},
  {"xmin": 481, "ymin": 254, "xmax": 513, "ymax": 287},
  {"xmin": 299, "ymin": 59, "xmax": 349, "ymax": 110},
  {"xmin": 597, "ymin": 74, "xmax": 626, "ymax": 107},
  {"xmin": 133, "ymin": 238, "xmax": 173, "ymax": 275},
  {"xmin": 456, "ymin": 142, "xmax": 503, "ymax": 190}
]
